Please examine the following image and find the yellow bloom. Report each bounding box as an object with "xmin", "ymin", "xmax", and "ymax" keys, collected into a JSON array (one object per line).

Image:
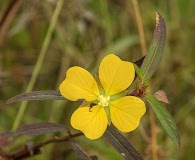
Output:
[{"xmin": 59, "ymin": 54, "xmax": 146, "ymax": 139}]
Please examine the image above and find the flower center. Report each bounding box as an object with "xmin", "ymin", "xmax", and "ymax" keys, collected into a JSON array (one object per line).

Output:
[{"xmin": 98, "ymin": 95, "xmax": 110, "ymax": 106}]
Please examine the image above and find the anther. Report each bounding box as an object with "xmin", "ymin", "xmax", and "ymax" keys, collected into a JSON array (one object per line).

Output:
[{"xmin": 98, "ymin": 95, "xmax": 110, "ymax": 106}]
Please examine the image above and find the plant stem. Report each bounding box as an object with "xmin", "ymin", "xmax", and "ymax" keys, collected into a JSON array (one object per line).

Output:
[
  {"xmin": 149, "ymin": 106, "xmax": 158, "ymax": 160},
  {"xmin": 0, "ymin": 132, "xmax": 83, "ymax": 159},
  {"xmin": 11, "ymin": 0, "xmax": 64, "ymax": 131},
  {"xmin": 132, "ymin": 0, "xmax": 147, "ymax": 55},
  {"xmin": 132, "ymin": 0, "xmax": 158, "ymax": 159},
  {"xmin": 0, "ymin": 0, "xmax": 22, "ymax": 46}
]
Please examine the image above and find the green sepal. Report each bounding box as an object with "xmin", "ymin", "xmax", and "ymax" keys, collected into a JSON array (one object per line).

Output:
[
  {"xmin": 110, "ymin": 90, "xmax": 128, "ymax": 101},
  {"xmin": 105, "ymin": 106, "xmax": 111, "ymax": 125}
]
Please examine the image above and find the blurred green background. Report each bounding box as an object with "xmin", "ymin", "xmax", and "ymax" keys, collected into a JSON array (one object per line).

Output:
[{"xmin": 0, "ymin": 0, "xmax": 194, "ymax": 159}]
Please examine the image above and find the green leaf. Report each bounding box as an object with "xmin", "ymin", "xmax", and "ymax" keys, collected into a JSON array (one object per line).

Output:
[
  {"xmin": 141, "ymin": 12, "xmax": 166, "ymax": 84},
  {"xmin": 104, "ymin": 126, "xmax": 143, "ymax": 160},
  {"xmin": 6, "ymin": 91, "xmax": 65, "ymax": 104},
  {"xmin": 145, "ymin": 95, "xmax": 180, "ymax": 149}
]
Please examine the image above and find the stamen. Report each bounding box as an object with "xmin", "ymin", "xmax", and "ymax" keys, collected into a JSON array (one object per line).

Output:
[{"xmin": 98, "ymin": 95, "xmax": 110, "ymax": 106}]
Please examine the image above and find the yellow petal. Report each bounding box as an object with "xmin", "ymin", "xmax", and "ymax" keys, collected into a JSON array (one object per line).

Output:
[
  {"xmin": 71, "ymin": 106, "xmax": 108, "ymax": 139},
  {"xmin": 99, "ymin": 54, "xmax": 135, "ymax": 96},
  {"xmin": 59, "ymin": 66, "xmax": 99, "ymax": 101},
  {"xmin": 110, "ymin": 96, "xmax": 146, "ymax": 132}
]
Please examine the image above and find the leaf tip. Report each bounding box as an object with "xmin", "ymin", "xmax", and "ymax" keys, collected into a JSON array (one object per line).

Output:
[
  {"xmin": 155, "ymin": 12, "xmax": 160, "ymax": 26},
  {"xmin": 5, "ymin": 99, "xmax": 12, "ymax": 104},
  {"xmin": 177, "ymin": 133, "xmax": 181, "ymax": 151}
]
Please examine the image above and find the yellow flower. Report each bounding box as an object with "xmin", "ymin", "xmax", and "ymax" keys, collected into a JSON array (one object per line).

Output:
[{"xmin": 59, "ymin": 54, "xmax": 146, "ymax": 139}]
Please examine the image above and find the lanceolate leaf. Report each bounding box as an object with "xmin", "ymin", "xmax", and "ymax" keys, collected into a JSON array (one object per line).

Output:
[
  {"xmin": 141, "ymin": 12, "xmax": 166, "ymax": 84},
  {"xmin": 0, "ymin": 122, "xmax": 68, "ymax": 139},
  {"xmin": 71, "ymin": 142, "xmax": 97, "ymax": 160},
  {"xmin": 6, "ymin": 91, "xmax": 65, "ymax": 104},
  {"xmin": 145, "ymin": 95, "xmax": 180, "ymax": 149},
  {"xmin": 104, "ymin": 126, "xmax": 143, "ymax": 160},
  {"xmin": 17, "ymin": 122, "xmax": 68, "ymax": 136}
]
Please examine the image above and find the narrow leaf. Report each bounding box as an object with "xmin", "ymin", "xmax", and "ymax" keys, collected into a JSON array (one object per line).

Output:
[
  {"xmin": 145, "ymin": 95, "xmax": 180, "ymax": 149},
  {"xmin": 0, "ymin": 122, "xmax": 68, "ymax": 139},
  {"xmin": 141, "ymin": 12, "xmax": 166, "ymax": 84},
  {"xmin": 104, "ymin": 126, "xmax": 143, "ymax": 160},
  {"xmin": 6, "ymin": 91, "xmax": 65, "ymax": 104},
  {"xmin": 71, "ymin": 142, "xmax": 97, "ymax": 160},
  {"xmin": 17, "ymin": 122, "xmax": 67, "ymax": 136}
]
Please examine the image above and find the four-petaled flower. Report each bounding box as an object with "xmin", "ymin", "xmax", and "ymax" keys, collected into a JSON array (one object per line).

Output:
[{"xmin": 59, "ymin": 54, "xmax": 146, "ymax": 139}]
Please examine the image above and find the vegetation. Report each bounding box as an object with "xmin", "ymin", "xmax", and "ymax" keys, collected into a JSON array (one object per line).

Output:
[{"xmin": 0, "ymin": 0, "xmax": 194, "ymax": 159}]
